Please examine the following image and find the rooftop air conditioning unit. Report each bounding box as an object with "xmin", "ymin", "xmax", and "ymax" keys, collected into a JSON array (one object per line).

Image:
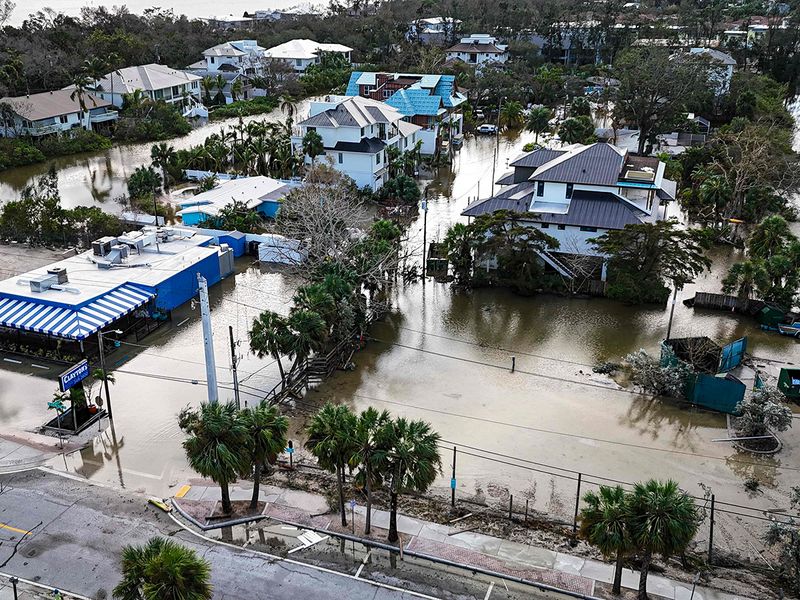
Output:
[
  {"xmin": 92, "ymin": 236, "xmax": 118, "ymax": 257},
  {"xmin": 46, "ymin": 267, "xmax": 68, "ymax": 284},
  {"xmin": 29, "ymin": 273, "xmax": 58, "ymax": 293}
]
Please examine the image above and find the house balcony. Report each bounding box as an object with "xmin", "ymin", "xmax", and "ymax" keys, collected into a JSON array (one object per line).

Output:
[
  {"xmin": 21, "ymin": 123, "xmax": 64, "ymax": 136},
  {"xmin": 89, "ymin": 110, "xmax": 119, "ymax": 124}
]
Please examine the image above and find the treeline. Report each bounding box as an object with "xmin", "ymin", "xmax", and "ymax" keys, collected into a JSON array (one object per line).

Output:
[{"xmin": 0, "ymin": 167, "xmax": 124, "ymax": 246}]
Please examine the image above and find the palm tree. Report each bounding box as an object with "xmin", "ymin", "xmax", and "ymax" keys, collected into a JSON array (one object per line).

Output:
[
  {"xmin": 301, "ymin": 129, "xmax": 324, "ymax": 166},
  {"xmin": 91, "ymin": 367, "xmax": 115, "ymax": 406},
  {"xmin": 350, "ymin": 407, "xmax": 392, "ymax": 535},
  {"xmin": 375, "ymin": 418, "xmax": 442, "ymax": 543},
  {"xmin": 249, "ymin": 311, "xmax": 292, "ymax": 388},
  {"xmin": 748, "ymin": 215, "xmax": 792, "ymax": 261},
  {"xmin": 280, "ymin": 95, "xmax": 296, "ymax": 120},
  {"xmin": 70, "ymin": 73, "xmax": 93, "ymax": 114},
  {"xmin": 627, "ymin": 480, "xmax": 699, "ymax": 600},
  {"xmin": 525, "ymin": 106, "xmax": 552, "ymax": 144},
  {"xmin": 293, "ymin": 284, "xmax": 337, "ymax": 331},
  {"xmin": 722, "ymin": 259, "xmax": 769, "ymax": 299},
  {"xmin": 305, "ymin": 402, "xmax": 357, "ymax": 526},
  {"xmin": 230, "ymin": 78, "xmax": 244, "ymax": 102},
  {"xmin": 579, "ymin": 485, "xmax": 632, "ymax": 595},
  {"xmin": 286, "ymin": 309, "xmax": 327, "ymax": 372},
  {"xmin": 151, "ymin": 142, "xmax": 176, "ymax": 191},
  {"xmin": 498, "ymin": 100, "xmax": 524, "ymax": 129},
  {"xmin": 558, "ymin": 116, "xmax": 596, "ymax": 145},
  {"xmin": 179, "ymin": 401, "xmax": 248, "ymax": 515},
  {"xmin": 113, "ymin": 536, "xmax": 212, "ymax": 600},
  {"xmin": 201, "ymin": 76, "xmax": 214, "ymax": 105},
  {"xmin": 241, "ymin": 401, "xmax": 288, "ymax": 510},
  {"xmin": 83, "ymin": 57, "xmax": 109, "ymax": 88},
  {"xmin": 214, "ymin": 74, "xmax": 227, "ymax": 105}
]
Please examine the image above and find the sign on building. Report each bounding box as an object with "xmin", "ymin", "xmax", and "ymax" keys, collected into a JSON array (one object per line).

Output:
[{"xmin": 59, "ymin": 359, "xmax": 90, "ymax": 393}]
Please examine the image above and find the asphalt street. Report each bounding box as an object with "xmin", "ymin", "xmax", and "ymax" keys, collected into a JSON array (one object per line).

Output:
[{"xmin": 0, "ymin": 470, "xmax": 450, "ymax": 599}]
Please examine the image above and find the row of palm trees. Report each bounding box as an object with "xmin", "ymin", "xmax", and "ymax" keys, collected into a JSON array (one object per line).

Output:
[
  {"xmin": 579, "ymin": 480, "xmax": 699, "ymax": 600},
  {"xmin": 201, "ymin": 74, "xmax": 244, "ymax": 106},
  {"xmin": 306, "ymin": 403, "xmax": 442, "ymax": 542}
]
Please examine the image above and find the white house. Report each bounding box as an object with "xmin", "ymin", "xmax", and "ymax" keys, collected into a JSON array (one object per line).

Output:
[
  {"xmin": 688, "ymin": 48, "xmax": 737, "ymax": 95},
  {"xmin": 191, "ymin": 40, "xmax": 266, "ymax": 75},
  {"xmin": 263, "ymin": 39, "xmax": 352, "ymax": 73},
  {"xmin": 87, "ymin": 64, "xmax": 203, "ymax": 111},
  {"xmin": 446, "ymin": 34, "xmax": 509, "ymax": 67},
  {"xmin": 293, "ymin": 95, "xmax": 422, "ymax": 192},
  {"xmin": 463, "ymin": 143, "xmax": 676, "ymax": 272},
  {"xmin": 407, "ymin": 17, "xmax": 461, "ymax": 44},
  {"xmin": 0, "ymin": 89, "xmax": 117, "ymax": 137}
]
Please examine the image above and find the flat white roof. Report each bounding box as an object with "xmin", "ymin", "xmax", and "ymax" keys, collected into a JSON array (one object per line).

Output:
[
  {"xmin": 265, "ymin": 39, "xmax": 353, "ymax": 60},
  {"xmin": 0, "ymin": 228, "xmax": 217, "ymax": 309},
  {"xmin": 177, "ymin": 176, "xmax": 297, "ymax": 217}
]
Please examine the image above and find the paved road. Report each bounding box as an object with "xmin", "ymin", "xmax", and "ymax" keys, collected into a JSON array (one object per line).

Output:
[{"xmin": 0, "ymin": 470, "xmax": 444, "ymax": 599}]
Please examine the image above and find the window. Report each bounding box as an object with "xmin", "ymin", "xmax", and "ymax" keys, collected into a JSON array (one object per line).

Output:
[
  {"xmin": 566, "ymin": 183, "xmax": 573, "ymax": 198},
  {"xmin": 59, "ymin": 115, "xmax": 69, "ymax": 124},
  {"xmin": 307, "ymin": 126, "xmax": 316, "ymax": 132},
  {"xmin": 536, "ymin": 181, "xmax": 544, "ymax": 197},
  {"xmin": 557, "ymin": 224, "xmax": 566, "ymax": 230},
  {"xmin": 376, "ymin": 154, "xmax": 381, "ymax": 165},
  {"xmin": 209, "ymin": 57, "xmax": 215, "ymax": 64},
  {"xmin": 172, "ymin": 86, "xmax": 179, "ymax": 96},
  {"xmin": 580, "ymin": 226, "xmax": 597, "ymax": 232},
  {"xmin": 338, "ymin": 153, "xmax": 343, "ymax": 164},
  {"xmin": 382, "ymin": 90, "xmax": 390, "ymax": 98},
  {"xmin": 295, "ymin": 59, "xmax": 302, "ymax": 67},
  {"xmin": 361, "ymin": 127, "xmax": 365, "ymax": 136},
  {"xmin": 541, "ymin": 223, "xmax": 550, "ymax": 229},
  {"xmin": 154, "ymin": 89, "xmax": 163, "ymax": 99}
]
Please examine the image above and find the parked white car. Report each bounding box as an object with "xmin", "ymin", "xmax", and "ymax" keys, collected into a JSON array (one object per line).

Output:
[{"xmin": 476, "ymin": 124, "xmax": 498, "ymax": 135}]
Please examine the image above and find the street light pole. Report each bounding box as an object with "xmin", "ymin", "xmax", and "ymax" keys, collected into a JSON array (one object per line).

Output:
[
  {"xmin": 421, "ymin": 189, "xmax": 428, "ymax": 280},
  {"xmin": 9, "ymin": 576, "xmax": 18, "ymax": 600},
  {"xmin": 97, "ymin": 330, "xmax": 121, "ymax": 420},
  {"xmin": 665, "ymin": 283, "xmax": 679, "ymax": 341}
]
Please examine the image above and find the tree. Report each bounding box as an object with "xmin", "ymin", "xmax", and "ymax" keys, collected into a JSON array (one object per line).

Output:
[
  {"xmin": 590, "ymin": 220, "xmax": 711, "ymax": 304},
  {"xmin": 203, "ymin": 200, "xmax": 264, "ymax": 233},
  {"xmin": 305, "ymin": 402, "xmax": 357, "ymax": 527},
  {"xmin": 379, "ymin": 175, "xmax": 420, "ymax": 204},
  {"xmin": 241, "ymin": 401, "xmax": 288, "ymax": 510},
  {"xmin": 765, "ymin": 517, "xmax": 800, "ymax": 597},
  {"xmin": 230, "ymin": 78, "xmax": 243, "ymax": 102},
  {"xmin": 301, "ymin": 129, "xmax": 324, "ymax": 165},
  {"xmin": 375, "ymin": 418, "xmax": 441, "ymax": 543},
  {"xmin": 443, "ymin": 222, "xmax": 473, "ymax": 285},
  {"xmin": 249, "ymin": 311, "xmax": 292, "ymax": 388},
  {"xmin": 525, "ymin": 106, "xmax": 552, "ymax": 144},
  {"xmin": 286, "ymin": 309, "xmax": 327, "ymax": 371},
  {"xmin": 179, "ymin": 402, "xmax": 248, "ymax": 515},
  {"xmin": 150, "ymin": 142, "xmax": 176, "ymax": 191},
  {"xmin": 499, "ymin": 100, "xmax": 524, "ymax": 129},
  {"xmin": 127, "ymin": 166, "xmax": 162, "ymax": 200},
  {"xmin": 570, "ymin": 96, "xmax": 592, "ymax": 117},
  {"xmin": 558, "ymin": 116, "xmax": 596, "ymax": 145},
  {"xmin": 627, "ymin": 480, "xmax": 699, "ymax": 600},
  {"xmin": 580, "ymin": 485, "xmax": 632, "ymax": 595},
  {"xmin": 735, "ymin": 385, "xmax": 793, "ymax": 438},
  {"xmin": 613, "ymin": 49, "xmax": 712, "ymax": 154},
  {"xmin": 201, "ymin": 76, "xmax": 214, "ymax": 106},
  {"xmin": 624, "ymin": 347, "xmax": 692, "ymax": 398},
  {"xmin": 350, "ymin": 407, "xmax": 392, "ymax": 535},
  {"xmin": 113, "ymin": 536, "xmax": 212, "ymax": 600},
  {"xmin": 70, "ymin": 72, "xmax": 93, "ymax": 113}
]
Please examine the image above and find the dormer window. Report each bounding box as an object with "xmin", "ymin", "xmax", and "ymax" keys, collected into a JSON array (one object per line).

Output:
[{"xmin": 536, "ymin": 181, "xmax": 544, "ymax": 197}]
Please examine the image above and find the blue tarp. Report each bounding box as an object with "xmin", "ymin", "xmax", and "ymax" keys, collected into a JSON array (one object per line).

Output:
[{"xmin": 0, "ymin": 284, "xmax": 154, "ymax": 341}]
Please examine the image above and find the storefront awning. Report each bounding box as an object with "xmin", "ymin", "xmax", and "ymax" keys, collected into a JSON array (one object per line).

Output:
[{"xmin": 0, "ymin": 284, "xmax": 154, "ymax": 341}]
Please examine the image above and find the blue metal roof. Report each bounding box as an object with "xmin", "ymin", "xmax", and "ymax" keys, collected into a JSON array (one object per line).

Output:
[
  {"xmin": 346, "ymin": 72, "xmax": 464, "ymax": 112},
  {"xmin": 0, "ymin": 284, "xmax": 154, "ymax": 340},
  {"xmin": 345, "ymin": 72, "xmax": 361, "ymax": 96},
  {"xmin": 385, "ymin": 89, "xmax": 441, "ymax": 116}
]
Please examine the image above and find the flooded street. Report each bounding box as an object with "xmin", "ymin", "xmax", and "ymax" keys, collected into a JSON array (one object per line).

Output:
[{"xmin": 0, "ymin": 107, "xmax": 799, "ymax": 562}]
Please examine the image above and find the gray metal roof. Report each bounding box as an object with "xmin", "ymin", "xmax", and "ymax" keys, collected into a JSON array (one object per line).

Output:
[
  {"xmin": 530, "ymin": 143, "xmax": 626, "ymax": 186},
  {"xmin": 462, "ymin": 183, "xmax": 535, "ymax": 217},
  {"xmin": 299, "ymin": 96, "xmax": 401, "ymax": 129},
  {"xmin": 509, "ymin": 148, "xmax": 566, "ymax": 169}
]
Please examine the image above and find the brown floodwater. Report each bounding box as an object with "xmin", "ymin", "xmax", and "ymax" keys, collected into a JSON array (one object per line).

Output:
[{"xmin": 0, "ymin": 108, "xmax": 798, "ymax": 561}]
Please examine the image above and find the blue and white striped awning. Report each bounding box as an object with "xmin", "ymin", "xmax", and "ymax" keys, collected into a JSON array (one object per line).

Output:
[{"xmin": 0, "ymin": 284, "xmax": 154, "ymax": 341}]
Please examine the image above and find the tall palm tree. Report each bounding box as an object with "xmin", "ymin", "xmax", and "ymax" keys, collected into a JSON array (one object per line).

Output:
[
  {"xmin": 350, "ymin": 407, "xmax": 392, "ymax": 535},
  {"xmin": 305, "ymin": 402, "xmax": 357, "ymax": 526},
  {"xmin": 286, "ymin": 309, "xmax": 327, "ymax": 372},
  {"xmin": 525, "ymin": 106, "xmax": 552, "ymax": 144},
  {"xmin": 179, "ymin": 402, "xmax": 248, "ymax": 515},
  {"xmin": 280, "ymin": 95, "xmax": 296, "ymax": 120},
  {"xmin": 579, "ymin": 485, "xmax": 632, "ymax": 595},
  {"xmin": 240, "ymin": 401, "xmax": 288, "ymax": 510},
  {"xmin": 113, "ymin": 536, "xmax": 212, "ymax": 600},
  {"xmin": 151, "ymin": 142, "xmax": 176, "ymax": 191},
  {"xmin": 214, "ymin": 74, "xmax": 227, "ymax": 105},
  {"xmin": 375, "ymin": 418, "xmax": 442, "ymax": 543},
  {"xmin": 83, "ymin": 57, "xmax": 109, "ymax": 88},
  {"xmin": 70, "ymin": 73, "xmax": 93, "ymax": 114},
  {"xmin": 293, "ymin": 284, "xmax": 337, "ymax": 331},
  {"xmin": 230, "ymin": 78, "xmax": 244, "ymax": 102},
  {"xmin": 201, "ymin": 76, "xmax": 214, "ymax": 105},
  {"xmin": 250, "ymin": 137, "xmax": 271, "ymax": 176},
  {"xmin": 498, "ymin": 100, "xmax": 524, "ymax": 129},
  {"xmin": 249, "ymin": 311, "xmax": 291, "ymax": 388},
  {"xmin": 302, "ymin": 130, "xmax": 324, "ymax": 165},
  {"xmin": 748, "ymin": 215, "xmax": 792, "ymax": 261},
  {"xmin": 627, "ymin": 480, "xmax": 699, "ymax": 600}
]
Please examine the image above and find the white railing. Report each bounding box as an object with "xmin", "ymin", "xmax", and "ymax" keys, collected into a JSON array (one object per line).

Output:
[{"xmin": 89, "ymin": 110, "xmax": 119, "ymax": 123}]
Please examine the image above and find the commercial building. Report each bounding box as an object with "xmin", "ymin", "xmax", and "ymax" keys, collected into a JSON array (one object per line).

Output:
[
  {"xmin": 0, "ymin": 227, "xmax": 234, "ymax": 354},
  {"xmin": 345, "ymin": 72, "xmax": 466, "ymax": 155},
  {"xmin": 293, "ymin": 95, "xmax": 421, "ymax": 192},
  {"xmin": 177, "ymin": 176, "xmax": 299, "ymax": 226},
  {"xmin": 0, "ymin": 89, "xmax": 117, "ymax": 137}
]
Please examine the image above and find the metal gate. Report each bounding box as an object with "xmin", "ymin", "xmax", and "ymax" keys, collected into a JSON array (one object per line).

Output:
[{"xmin": 719, "ymin": 337, "xmax": 747, "ymax": 372}]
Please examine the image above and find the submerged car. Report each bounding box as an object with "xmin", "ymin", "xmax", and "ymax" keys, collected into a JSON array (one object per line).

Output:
[{"xmin": 476, "ymin": 124, "xmax": 498, "ymax": 134}]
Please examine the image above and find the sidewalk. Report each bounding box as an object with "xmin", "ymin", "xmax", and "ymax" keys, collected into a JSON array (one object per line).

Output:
[
  {"xmin": 177, "ymin": 482, "xmax": 747, "ymax": 600},
  {"xmin": 0, "ymin": 574, "xmax": 85, "ymax": 599}
]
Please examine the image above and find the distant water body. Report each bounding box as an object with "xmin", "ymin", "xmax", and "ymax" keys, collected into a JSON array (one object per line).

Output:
[{"xmin": 6, "ymin": 0, "xmax": 323, "ymax": 26}]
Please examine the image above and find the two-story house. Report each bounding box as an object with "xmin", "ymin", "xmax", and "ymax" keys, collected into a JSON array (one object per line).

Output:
[
  {"xmin": 88, "ymin": 64, "xmax": 203, "ymax": 112},
  {"xmin": 263, "ymin": 39, "xmax": 353, "ymax": 73},
  {"xmin": 0, "ymin": 89, "xmax": 118, "ymax": 137},
  {"xmin": 446, "ymin": 34, "xmax": 509, "ymax": 67},
  {"xmin": 407, "ymin": 17, "xmax": 461, "ymax": 45},
  {"xmin": 345, "ymin": 72, "xmax": 466, "ymax": 156},
  {"xmin": 195, "ymin": 40, "xmax": 266, "ymax": 75},
  {"xmin": 688, "ymin": 48, "xmax": 737, "ymax": 95},
  {"xmin": 462, "ymin": 143, "xmax": 677, "ymax": 277},
  {"xmin": 293, "ymin": 96, "xmax": 421, "ymax": 192}
]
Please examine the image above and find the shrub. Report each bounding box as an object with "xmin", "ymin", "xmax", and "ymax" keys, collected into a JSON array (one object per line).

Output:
[
  {"xmin": 36, "ymin": 129, "xmax": 112, "ymax": 156},
  {"xmin": 735, "ymin": 385, "xmax": 793, "ymax": 437},
  {"xmin": 210, "ymin": 96, "xmax": 278, "ymax": 120},
  {"xmin": 0, "ymin": 138, "xmax": 46, "ymax": 170},
  {"xmin": 624, "ymin": 347, "xmax": 692, "ymax": 397}
]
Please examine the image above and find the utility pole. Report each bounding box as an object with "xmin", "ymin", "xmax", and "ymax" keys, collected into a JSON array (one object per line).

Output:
[
  {"xmin": 197, "ymin": 273, "xmax": 219, "ymax": 404},
  {"xmin": 421, "ymin": 190, "xmax": 428, "ymax": 280},
  {"xmin": 97, "ymin": 329, "xmax": 121, "ymax": 420},
  {"xmin": 229, "ymin": 325, "xmax": 241, "ymax": 409},
  {"xmin": 451, "ymin": 446, "xmax": 457, "ymax": 507}
]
